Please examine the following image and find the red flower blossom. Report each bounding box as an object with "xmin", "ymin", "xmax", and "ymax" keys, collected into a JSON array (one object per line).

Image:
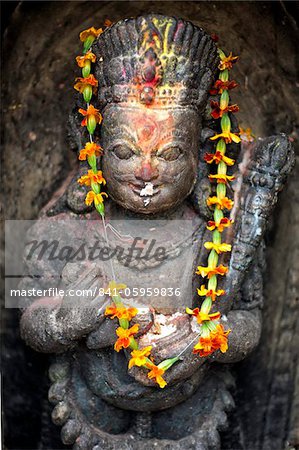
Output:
[
  {"xmin": 207, "ymin": 218, "xmax": 233, "ymax": 232},
  {"xmin": 206, "ymin": 196, "xmax": 234, "ymax": 210},
  {"xmin": 204, "ymin": 151, "xmax": 235, "ymax": 166},
  {"xmin": 210, "ymin": 100, "xmax": 239, "ymax": 119},
  {"xmin": 186, "ymin": 307, "xmax": 221, "ymax": 325},
  {"xmin": 210, "ymin": 33, "xmax": 219, "ymax": 42},
  {"xmin": 208, "ymin": 174, "xmax": 235, "ymax": 184},
  {"xmin": 209, "ymin": 80, "xmax": 238, "ymax": 95}
]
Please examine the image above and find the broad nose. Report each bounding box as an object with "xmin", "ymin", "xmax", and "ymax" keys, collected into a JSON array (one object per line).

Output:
[{"xmin": 135, "ymin": 161, "xmax": 159, "ymax": 182}]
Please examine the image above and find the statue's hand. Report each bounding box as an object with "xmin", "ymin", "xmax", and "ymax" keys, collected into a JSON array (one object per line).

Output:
[
  {"xmin": 128, "ymin": 306, "xmax": 261, "ymax": 387},
  {"xmin": 20, "ymin": 261, "xmax": 107, "ymax": 352},
  {"xmin": 213, "ymin": 308, "xmax": 261, "ymax": 363},
  {"xmin": 127, "ymin": 313, "xmax": 207, "ymax": 387},
  {"xmin": 86, "ymin": 304, "xmax": 155, "ymax": 350}
]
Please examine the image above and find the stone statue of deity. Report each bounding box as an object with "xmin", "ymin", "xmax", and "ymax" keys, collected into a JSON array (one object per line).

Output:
[{"xmin": 19, "ymin": 14, "xmax": 294, "ymax": 449}]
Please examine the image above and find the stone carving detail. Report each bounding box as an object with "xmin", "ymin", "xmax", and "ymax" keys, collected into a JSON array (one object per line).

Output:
[{"xmin": 19, "ymin": 14, "xmax": 294, "ymax": 449}]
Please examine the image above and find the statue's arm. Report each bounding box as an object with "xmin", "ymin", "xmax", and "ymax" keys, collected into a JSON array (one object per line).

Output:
[{"xmin": 223, "ymin": 134, "xmax": 294, "ymax": 310}]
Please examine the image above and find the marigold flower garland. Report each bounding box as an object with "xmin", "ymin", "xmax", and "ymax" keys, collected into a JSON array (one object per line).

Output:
[
  {"xmin": 186, "ymin": 49, "xmax": 240, "ymax": 356},
  {"xmin": 75, "ymin": 24, "xmax": 178, "ymax": 389},
  {"xmin": 75, "ymin": 26, "xmax": 239, "ymax": 387}
]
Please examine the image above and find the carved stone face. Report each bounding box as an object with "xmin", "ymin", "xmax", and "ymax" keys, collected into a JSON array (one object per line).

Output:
[{"xmin": 101, "ymin": 104, "xmax": 201, "ymax": 214}]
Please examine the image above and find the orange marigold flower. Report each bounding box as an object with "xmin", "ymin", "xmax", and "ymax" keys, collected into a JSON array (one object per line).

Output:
[
  {"xmin": 114, "ymin": 324, "xmax": 139, "ymax": 352},
  {"xmin": 197, "ymin": 284, "xmax": 225, "ymax": 301},
  {"xmin": 79, "ymin": 105, "xmax": 103, "ymax": 127},
  {"xmin": 128, "ymin": 346, "xmax": 152, "ymax": 369},
  {"xmin": 193, "ymin": 335, "xmax": 215, "ymax": 357},
  {"xmin": 74, "ymin": 74, "xmax": 98, "ymax": 94},
  {"xmin": 210, "ymin": 100, "xmax": 239, "ymax": 119},
  {"xmin": 193, "ymin": 324, "xmax": 230, "ymax": 356},
  {"xmin": 207, "ymin": 196, "xmax": 234, "ymax": 210},
  {"xmin": 79, "ymin": 27, "xmax": 103, "ymax": 42},
  {"xmin": 218, "ymin": 52, "xmax": 238, "ymax": 71},
  {"xmin": 78, "ymin": 169, "xmax": 106, "ymax": 186},
  {"xmin": 105, "ymin": 304, "xmax": 138, "ymax": 321},
  {"xmin": 186, "ymin": 307, "xmax": 221, "ymax": 324},
  {"xmin": 204, "ymin": 242, "xmax": 232, "ymax": 254},
  {"xmin": 207, "ymin": 218, "xmax": 234, "ymax": 232},
  {"xmin": 204, "ymin": 151, "xmax": 235, "ymax": 166},
  {"xmin": 239, "ymin": 127, "xmax": 255, "ymax": 143},
  {"xmin": 196, "ymin": 264, "xmax": 228, "ymax": 279},
  {"xmin": 79, "ymin": 142, "xmax": 102, "ymax": 160},
  {"xmin": 208, "ymin": 174, "xmax": 235, "ymax": 184},
  {"xmin": 76, "ymin": 51, "xmax": 97, "ymax": 67},
  {"xmin": 104, "ymin": 19, "xmax": 113, "ymax": 27},
  {"xmin": 209, "ymin": 79, "xmax": 238, "ymax": 95},
  {"xmin": 146, "ymin": 363, "xmax": 167, "ymax": 388},
  {"xmin": 85, "ymin": 191, "xmax": 108, "ymax": 206},
  {"xmin": 210, "ymin": 131, "xmax": 241, "ymax": 144},
  {"xmin": 212, "ymin": 324, "xmax": 231, "ymax": 353}
]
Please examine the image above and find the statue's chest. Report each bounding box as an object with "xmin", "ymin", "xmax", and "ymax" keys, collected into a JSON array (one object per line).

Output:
[{"xmin": 106, "ymin": 211, "xmax": 207, "ymax": 313}]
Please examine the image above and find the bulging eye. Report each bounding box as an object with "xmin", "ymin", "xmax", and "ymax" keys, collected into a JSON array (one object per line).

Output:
[
  {"xmin": 112, "ymin": 145, "xmax": 135, "ymax": 160},
  {"xmin": 158, "ymin": 147, "xmax": 182, "ymax": 161}
]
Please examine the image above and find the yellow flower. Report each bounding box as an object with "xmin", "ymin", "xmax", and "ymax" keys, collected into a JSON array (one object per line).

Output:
[
  {"xmin": 206, "ymin": 196, "xmax": 234, "ymax": 210},
  {"xmin": 211, "ymin": 324, "xmax": 231, "ymax": 353},
  {"xmin": 193, "ymin": 334, "xmax": 215, "ymax": 357},
  {"xmin": 210, "ymin": 131, "xmax": 241, "ymax": 144},
  {"xmin": 197, "ymin": 285, "xmax": 225, "ymax": 301},
  {"xmin": 79, "ymin": 27, "xmax": 103, "ymax": 42},
  {"xmin": 79, "ymin": 142, "xmax": 102, "ymax": 161},
  {"xmin": 85, "ymin": 191, "xmax": 108, "ymax": 206},
  {"xmin": 204, "ymin": 151, "xmax": 235, "ymax": 166},
  {"xmin": 146, "ymin": 363, "xmax": 167, "ymax": 388},
  {"xmin": 76, "ymin": 51, "xmax": 96, "ymax": 67},
  {"xmin": 79, "ymin": 104, "xmax": 102, "ymax": 127},
  {"xmin": 78, "ymin": 170, "xmax": 106, "ymax": 186},
  {"xmin": 186, "ymin": 307, "xmax": 221, "ymax": 325},
  {"xmin": 74, "ymin": 74, "xmax": 98, "ymax": 94},
  {"xmin": 196, "ymin": 265, "xmax": 228, "ymax": 279},
  {"xmin": 114, "ymin": 324, "xmax": 139, "ymax": 352},
  {"xmin": 128, "ymin": 346, "xmax": 152, "ymax": 369},
  {"xmin": 105, "ymin": 304, "xmax": 138, "ymax": 321},
  {"xmin": 204, "ymin": 242, "xmax": 232, "ymax": 254},
  {"xmin": 193, "ymin": 324, "xmax": 231, "ymax": 357},
  {"xmin": 218, "ymin": 52, "xmax": 238, "ymax": 71},
  {"xmin": 206, "ymin": 218, "xmax": 233, "ymax": 232},
  {"xmin": 208, "ymin": 174, "xmax": 235, "ymax": 184}
]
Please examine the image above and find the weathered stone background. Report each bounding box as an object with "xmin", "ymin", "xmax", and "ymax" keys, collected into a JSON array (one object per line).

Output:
[{"xmin": 1, "ymin": 1, "xmax": 298, "ymax": 449}]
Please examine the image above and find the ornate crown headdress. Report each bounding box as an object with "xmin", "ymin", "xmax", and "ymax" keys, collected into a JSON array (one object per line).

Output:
[{"xmin": 92, "ymin": 15, "xmax": 219, "ymax": 109}]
